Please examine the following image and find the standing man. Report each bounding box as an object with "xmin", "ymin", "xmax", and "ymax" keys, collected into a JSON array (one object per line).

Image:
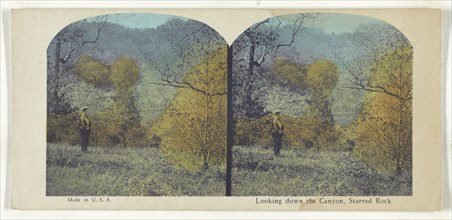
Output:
[
  {"xmin": 270, "ymin": 111, "xmax": 284, "ymax": 156},
  {"xmin": 77, "ymin": 107, "xmax": 91, "ymax": 153}
]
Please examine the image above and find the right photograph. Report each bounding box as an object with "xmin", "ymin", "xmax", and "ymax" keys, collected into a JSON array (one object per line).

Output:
[{"xmin": 230, "ymin": 13, "xmax": 412, "ymax": 196}]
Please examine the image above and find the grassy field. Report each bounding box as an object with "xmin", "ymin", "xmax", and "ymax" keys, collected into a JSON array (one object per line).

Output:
[
  {"xmin": 232, "ymin": 146, "xmax": 411, "ymax": 196},
  {"xmin": 47, "ymin": 144, "xmax": 411, "ymax": 196}
]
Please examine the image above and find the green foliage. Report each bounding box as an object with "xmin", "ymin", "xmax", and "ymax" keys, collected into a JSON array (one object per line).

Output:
[
  {"xmin": 47, "ymin": 113, "xmax": 80, "ymax": 145},
  {"xmin": 135, "ymin": 67, "xmax": 176, "ymax": 124},
  {"xmin": 73, "ymin": 55, "xmax": 111, "ymax": 88}
]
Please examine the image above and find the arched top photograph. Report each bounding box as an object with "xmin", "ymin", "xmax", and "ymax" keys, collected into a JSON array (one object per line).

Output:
[{"xmin": 46, "ymin": 12, "xmax": 412, "ymax": 198}]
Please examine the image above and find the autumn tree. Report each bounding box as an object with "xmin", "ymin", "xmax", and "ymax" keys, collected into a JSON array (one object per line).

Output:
[
  {"xmin": 71, "ymin": 55, "xmax": 147, "ymax": 147},
  {"xmin": 272, "ymin": 58, "xmax": 340, "ymax": 150},
  {"xmin": 67, "ymin": 54, "xmax": 115, "ymax": 113},
  {"xmin": 73, "ymin": 55, "xmax": 111, "ymax": 88},
  {"xmin": 249, "ymin": 58, "xmax": 339, "ymax": 151},
  {"xmin": 139, "ymin": 19, "xmax": 227, "ymax": 170},
  {"xmin": 272, "ymin": 58, "xmax": 308, "ymax": 93},
  {"xmin": 306, "ymin": 59, "xmax": 340, "ymax": 116},
  {"xmin": 334, "ymin": 26, "xmax": 413, "ymax": 174},
  {"xmin": 155, "ymin": 48, "xmax": 227, "ymax": 170},
  {"xmin": 107, "ymin": 56, "xmax": 141, "ymax": 147},
  {"xmin": 299, "ymin": 59, "xmax": 339, "ymax": 151},
  {"xmin": 325, "ymin": 23, "xmax": 405, "ymax": 120},
  {"xmin": 353, "ymin": 47, "xmax": 412, "ymax": 174}
]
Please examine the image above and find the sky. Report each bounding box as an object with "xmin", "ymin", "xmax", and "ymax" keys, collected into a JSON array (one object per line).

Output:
[
  {"xmin": 106, "ymin": 13, "xmax": 185, "ymax": 29},
  {"xmin": 96, "ymin": 13, "xmax": 385, "ymax": 34},
  {"xmin": 310, "ymin": 13, "xmax": 385, "ymax": 34}
]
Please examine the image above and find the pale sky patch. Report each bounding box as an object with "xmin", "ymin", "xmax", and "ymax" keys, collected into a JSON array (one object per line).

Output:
[
  {"xmin": 90, "ymin": 13, "xmax": 186, "ymax": 29},
  {"xmin": 307, "ymin": 13, "xmax": 385, "ymax": 34},
  {"xmin": 87, "ymin": 13, "xmax": 384, "ymax": 34}
]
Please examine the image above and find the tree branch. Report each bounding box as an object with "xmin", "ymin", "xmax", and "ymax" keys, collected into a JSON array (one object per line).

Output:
[
  {"xmin": 251, "ymin": 18, "xmax": 270, "ymax": 31},
  {"xmin": 253, "ymin": 14, "xmax": 312, "ymax": 67},
  {"xmin": 345, "ymin": 84, "xmax": 411, "ymax": 101},
  {"xmin": 59, "ymin": 15, "xmax": 109, "ymax": 64},
  {"xmin": 146, "ymin": 80, "xmax": 227, "ymax": 97},
  {"xmin": 81, "ymin": 16, "xmax": 108, "ymax": 46}
]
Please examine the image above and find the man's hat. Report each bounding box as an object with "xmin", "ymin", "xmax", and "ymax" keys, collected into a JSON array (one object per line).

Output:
[
  {"xmin": 274, "ymin": 110, "xmax": 281, "ymax": 115},
  {"xmin": 81, "ymin": 107, "xmax": 88, "ymax": 111}
]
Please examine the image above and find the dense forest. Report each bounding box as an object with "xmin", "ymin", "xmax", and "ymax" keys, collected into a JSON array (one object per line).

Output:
[{"xmin": 47, "ymin": 13, "xmax": 412, "ymax": 196}]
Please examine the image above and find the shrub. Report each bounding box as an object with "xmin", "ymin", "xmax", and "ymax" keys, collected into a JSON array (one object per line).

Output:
[
  {"xmin": 47, "ymin": 113, "xmax": 80, "ymax": 145},
  {"xmin": 234, "ymin": 115, "xmax": 273, "ymax": 147},
  {"xmin": 234, "ymin": 113, "xmax": 342, "ymax": 151},
  {"xmin": 125, "ymin": 124, "xmax": 159, "ymax": 148},
  {"xmin": 48, "ymin": 110, "xmax": 157, "ymax": 148}
]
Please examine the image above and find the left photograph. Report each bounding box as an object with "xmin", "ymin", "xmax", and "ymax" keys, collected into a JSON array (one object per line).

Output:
[{"xmin": 46, "ymin": 13, "xmax": 228, "ymax": 196}]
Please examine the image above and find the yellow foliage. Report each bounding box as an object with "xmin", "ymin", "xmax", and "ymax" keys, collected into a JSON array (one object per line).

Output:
[
  {"xmin": 304, "ymin": 60, "xmax": 339, "ymax": 120},
  {"xmin": 303, "ymin": 59, "xmax": 340, "ymax": 150},
  {"xmin": 110, "ymin": 56, "xmax": 139, "ymax": 93},
  {"xmin": 73, "ymin": 55, "xmax": 111, "ymax": 88},
  {"xmin": 154, "ymin": 47, "xmax": 227, "ymax": 170},
  {"xmin": 90, "ymin": 103, "xmax": 128, "ymax": 146},
  {"xmin": 234, "ymin": 113, "xmax": 340, "ymax": 150},
  {"xmin": 283, "ymin": 114, "xmax": 340, "ymax": 150},
  {"xmin": 353, "ymin": 47, "xmax": 412, "ymax": 174},
  {"xmin": 273, "ymin": 58, "xmax": 307, "ymax": 88},
  {"xmin": 235, "ymin": 59, "xmax": 341, "ymax": 151},
  {"xmin": 306, "ymin": 59, "xmax": 339, "ymax": 94},
  {"xmin": 50, "ymin": 55, "xmax": 152, "ymax": 148},
  {"xmin": 234, "ymin": 115, "xmax": 273, "ymax": 147}
]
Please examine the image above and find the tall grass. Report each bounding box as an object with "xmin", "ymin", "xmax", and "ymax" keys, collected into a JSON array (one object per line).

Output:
[
  {"xmin": 46, "ymin": 144, "xmax": 225, "ymax": 196},
  {"xmin": 232, "ymin": 146, "xmax": 411, "ymax": 196},
  {"xmin": 47, "ymin": 144, "xmax": 411, "ymax": 196}
]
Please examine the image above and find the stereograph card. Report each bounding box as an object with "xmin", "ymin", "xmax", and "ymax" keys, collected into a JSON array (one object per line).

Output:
[{"xmin": 11, "ymin": 8, "xmax": 442, "ymax": 210}]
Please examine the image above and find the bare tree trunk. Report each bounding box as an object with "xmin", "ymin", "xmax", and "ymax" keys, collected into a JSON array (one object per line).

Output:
[
  {"xmin": 55, "ymin": 40, "xmax": 61, "ymax": 74},
  {"xmin": 202, "ymin": 96, "xmax": 210, "ymax": 170},
  {"xmin": 244, "ymin": 43, "xmax": 255, "ymax": 118},
  {"xmin": 395, "ymin": 49, "xmax": 404, "ymax": 175},
  {"xmin": 203, "ymin": 154, "xmax": 209, "ymax": 170},
  {"xmin": 395, "ymin": 159, "xmax": 402, "ymax": 175},
  {"xmin": 202, "ymin": 69, "xmax": 211, "ymax": 170},
  {"xmin": 51, "ymin": 39, "xmax": 62, "ymax": 114}
]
